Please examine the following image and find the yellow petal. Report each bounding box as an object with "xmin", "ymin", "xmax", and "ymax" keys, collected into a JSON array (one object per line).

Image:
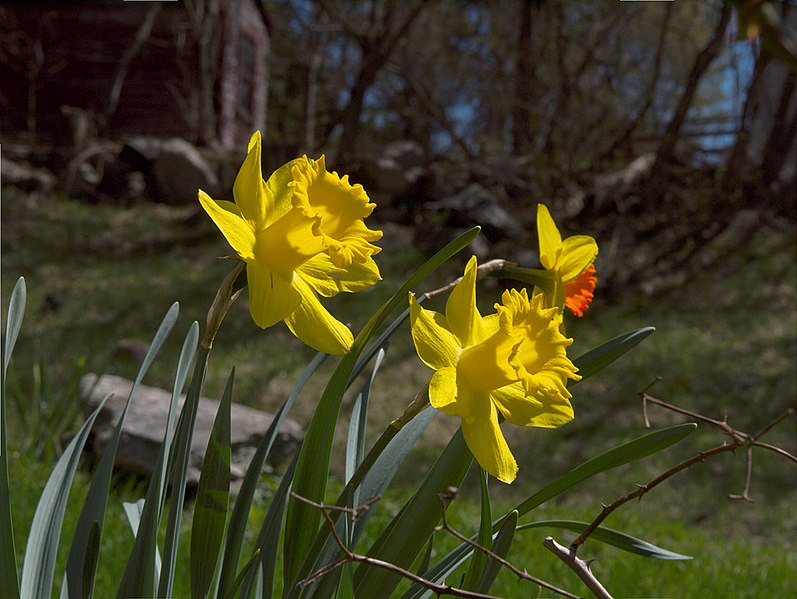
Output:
[
  {"xmin": 295, "ymin": 253, "xmax": 381, "ymax": 297},
  {"xmin": 537, "ymin": 204, "xmax": 562, "ymax": 271},
  {"xmin": 490, "ymin": 382, "xmax": 574, "ymax": 428},
  {"xmin": 558, "ymin": 236, "xmax": 598, "ymax": 281},
  {"xmin": 264, "ymin": 157, "xmax": 303, "ymax": 223},
  {"xmin": 446, "ymin": 256, "xmax": 488, "ymax": 347},
  {"xmin": 233, "ymin": 131, "xmax": 272, "ymax": 228},
  {"xmin": 409, "ymin": 293, "xmax": 461, "ymax": 370},
  {"xmin": 246, "ymin": 260, "xmax": 301, "ymax": 329},
  {"xmin": 198, "ymin": 190, "xmax": 256, "ymax": 261},
  {"xmin": 284, "ymin": 274, "xmax": 353, "ymax": 354},
  {"xmin": 461, "ymin": 396, "xmax": 518, "ymax": 484},
  {"xmin": 429, "ymin": 366, "xmax": 460, "ymax": 415}
]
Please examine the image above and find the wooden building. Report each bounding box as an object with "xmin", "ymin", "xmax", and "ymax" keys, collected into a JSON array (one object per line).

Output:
[{"xmin": 0, "ymin": 0, "xmax": 271, "ymax": 149}]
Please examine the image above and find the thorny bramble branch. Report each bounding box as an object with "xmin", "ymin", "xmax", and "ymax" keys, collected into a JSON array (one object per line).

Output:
[
  {"xmin": 569, "ymin": 379, "xmax": 796, "ymax": 552},
  {"xmin": 436, "ymin": 487, "xmax": 581, "ymax": 599}
]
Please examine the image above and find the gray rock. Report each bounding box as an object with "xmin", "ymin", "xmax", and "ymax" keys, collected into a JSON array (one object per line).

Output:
[
  {"xmin": 79, "ymin": 373, "xmax": 303, "ymax": 490},
  {"xmin": 1, "ymin": 157, "xmax": 56, "ymax": 193},
  {"xmin": 151, "ymin": 137, "xmax": 220, "ymax": 204},
  {"xmin": 426, "ymin": 183, "xmax": 526, "ymax": 239},
  {"xmin": 360, "ymin": 140, "xmax": 426, "ymax": 197}
]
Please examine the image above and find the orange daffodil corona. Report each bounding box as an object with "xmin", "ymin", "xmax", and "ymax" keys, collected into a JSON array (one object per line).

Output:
[
  {"xmin": 409, "ymin": 256, "xmax": 581, "ymax": 483},
  {"xmin": 537, "ymin": 204, "xmax": 598, "ymax": 317},
  {"xmin": 198, "ymin": 131, "xmax": 382, "ymax": 354}
]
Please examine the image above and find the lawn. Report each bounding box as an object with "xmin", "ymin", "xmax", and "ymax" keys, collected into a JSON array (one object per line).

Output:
[{"xmin": 2, "ymin": 187, "xmax": 795, "ymax": 597}]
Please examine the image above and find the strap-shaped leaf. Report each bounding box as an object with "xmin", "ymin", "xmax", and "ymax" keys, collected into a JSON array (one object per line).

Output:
[
  {"xmin": 122, "ymin": 499, "xmax": 161, "ymax": 584},
  {"xmin": 302, "ymin": 407, "xmax": 438, "ymax": 599},
  {"xmin": 514, "ymin": 423, "xmax": 696, "ymax": 517},
  {"xmin": 463, "ymin": 468, "xmax": 492, "ymax": 591},
  {"xmin": 477, "ymin": 510, "xmax": 518, "ymax": 593},
  {"xmin": 1, "ymin": 277, "xmax": 26, "ymax": 599},
  {"xmin": 407, "ymin": 423, "xmax": 696, "ymax": 594},
  {"xmin": 215, "ymin": 351, "xmax": 327, "ymax": 599},
  {"xmin": 19, "ymin": 395, "xmax": 110, "ymax": 599},
  {"xmin": 2, "ymin": 277, "xmax": 26, "ymax": 379},
  {"xmin": 236, "ymin": 455, "xmax": 298, "ymax": 599},
  {"xmin": 190, "ymin": 369, "xmax": 233, "ymax": 598},
  {"xmin": 518, "ymin": 520, "xmax": 692, "ymax": 560},
  {"xmin": 572, "ymin": 327, "xmax": 656, "ymax": 383},
  {"xmin": 116, "ymin": 321, "xmax": 198, "ymax": 599},
  {"xmin": 283, "ymin": 227, "xmax": 480, "ymax": 591},
  {"xmin": 67, "ymin": 304, "xmax": 181, "ymax": 599},
  {"xmin": 353, "ymin": 429, "xmax": 473, "ymax": 597}
]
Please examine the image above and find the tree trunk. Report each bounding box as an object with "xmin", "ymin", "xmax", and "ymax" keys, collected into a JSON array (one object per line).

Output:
[
  {"xmin": 653, "ymin": 2, "xmax": 732, "ymax": 170},
  {"xmin": 511, "ymin": 0, "xmax": 536, "ymax": 155}
]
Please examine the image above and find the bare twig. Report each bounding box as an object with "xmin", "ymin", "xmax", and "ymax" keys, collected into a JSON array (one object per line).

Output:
[
  {"xmin": 570, "ymin": 442, "xmax": 736, "ymax": 551},
  {"xmin": 570, "ymin": 388, "xmax": 796, "ymax": 552},
  {"xmin": 728, "ymin": 446, "xmax": 755, "ymax": 503},
  {"xmin": 436, "ymin": 488, "xmax": 581, "ymax": 599},
  {"xmin": 543, "ymin": 536, "xmax": 613, "ymax": 599},
  {"xmin": 424, "ymin": 259, "xmax": 512, "ymax": 299},
  {"xmin": 292, "ymin": 492, "xmax": 504, "ymax": 598}
]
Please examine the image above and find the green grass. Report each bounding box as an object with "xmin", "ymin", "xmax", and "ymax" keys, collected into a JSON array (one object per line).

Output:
[{"xmin": 2, "ymin": 187, "xmax": 795, "ymax": 597}]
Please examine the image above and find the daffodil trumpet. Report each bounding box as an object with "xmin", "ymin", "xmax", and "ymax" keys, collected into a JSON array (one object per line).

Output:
[
  {"xmin": 198, "ymin": 131, "xmax": 382, "ymax": 354},
  {"xmin": 409, "ymin": 256, "xmax": 580, "ymax": 483}
]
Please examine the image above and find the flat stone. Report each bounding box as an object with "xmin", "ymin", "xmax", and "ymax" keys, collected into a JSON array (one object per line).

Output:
[{"xmin": 79, "ymin": 373, "xmax": 303, "ymax": 490}]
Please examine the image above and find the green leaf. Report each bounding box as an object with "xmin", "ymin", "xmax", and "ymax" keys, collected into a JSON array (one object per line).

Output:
[
  {"xmin": 2, "ymin": 277, "xmax": 25, "ymax": 380},
  {"xmin": 283, "ymin": 227, "xmax": 480, "ymax": 591},
  {"xmin": 122, "ymin": 499, "xmax": 161, "ymax": 585},
  {"xmin": 66, "ymin": 304, "xmax": 181, "ymax": 599},
  {"xmin": 353, "ymin": 429, "xmax": 473, "ymax": 597},
  {"xmin": 463, "ymin": 468, "xmax": 491, "ymax": 591},
  {"xmin": 117, "ymin": 320, "xmax": 198, "ymax": 599},
  {"xmin": 303, "ymin": 407, "xmax": 438, "ymax": 599},
  {"xmin": 477, "ymin": 510, "xmax": 518, "ymax": 593},
  {"xmin": 19, "ymin": 395, "xmax": 110, "ymax": 599},
  {"xmin": 409, "ymin": 423, "xmax": 696, "ymax": 593},
  {"xmin": 572, "ymin": 327, "xmax": 656, "ymax": 383},
  {"xmin": 1, "ymin": 277, "xmax": 25, "ymax": 599},
  {"xmin": 514, "ymin": 423, "xmax": 696, "ymax": 517},
  {"xmin": 190, "ymin": 369, "xmax": 233, "ymax": 599},
  {"xmin": 517, "ymin": 520, "xmax": 692, "ymax": 560},
  {"xmin": 156, "ymin": 344, "xmax": 211, "ymax": 597},
  {"xmin": 223, "ymin": 548, "xmax": 262, "ymax": 599},
  {"xmin": 216, "ymin": 352, "xmax": 327, "ymax": 599},
  {"xmin": 236, "ymin": 455, "xmax": 298, "ymax": 599}
]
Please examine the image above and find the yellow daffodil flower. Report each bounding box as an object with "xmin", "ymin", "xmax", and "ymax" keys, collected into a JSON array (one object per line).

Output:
[
  {"xmin": 409, "ymin": 256, "xmax": 580, "ymax": 483},
  {"xmin": 198, "ymin": 131, "xmax": 382, "ymax": 354},
  {"xmin": 537, "ymin": 204, "xmax": 598, "ymax": 317}
]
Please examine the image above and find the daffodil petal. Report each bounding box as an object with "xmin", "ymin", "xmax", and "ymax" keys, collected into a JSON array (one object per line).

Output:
[
  {"xmin": 446, "ymin": 256, "xmax": 487, "ymax": 346},
  {"xmin": 558, "ymin": 236, "xmax": 598, "ymax": 281},
  {"xmin": 429, "ymin": 366, "xmax": 460, "ymax": 415},
  {"xmin": 284, "ymin": 274, "xmax": 353, "ymax": 354},
  {"xmin": 215, "ymin": 199, "xmax": 243, "ymax": 217},
  {"xmin": 246, "ymin": 260, "xmax": 301, "ymax": 329},
  {"xmin": 537, "ymin": 204, "xmax": 562, "ymax": 271},
  {"xmin": 295, "ymin": 253, "xmax": 381, "ymax": 297},
  {"xmin": 490, "ymin": 382, "xmax": 574, "ymax": 428},
  {"xmin": 409, "ymin": 293, "xmax": 461, "ymax": 370},
  {"xmin": 198, "ymin": 190, "xmax": 256, "ymax": 260},
  {"xmin": 264, "ymin": 157, "xmax": 302, "ymax": 223},
  {"xmin": 233, "ymin": 131, "xmax": 272, "ymax": 228},
  {"xmin": 461, "ymin": 397, "xmax": 518, "ymax": 484}
]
